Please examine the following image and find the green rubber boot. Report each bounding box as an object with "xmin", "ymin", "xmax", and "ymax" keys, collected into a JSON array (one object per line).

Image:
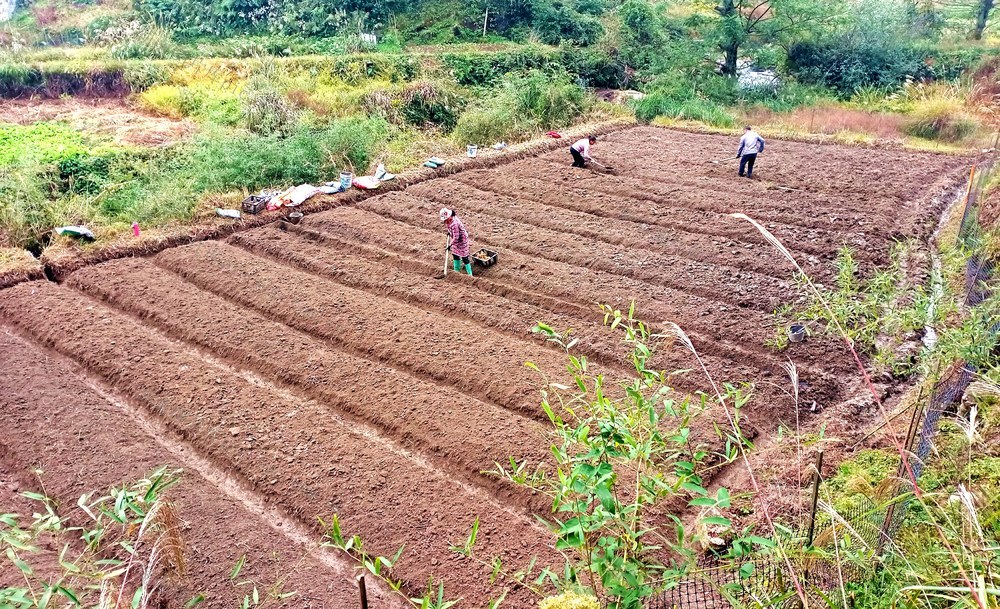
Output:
[
  {"xmin": 465, "ymin": 263, "xmax": 473, "ymax": 276},
  {"xmin": 452, "ymin": 259, "xmax": 461, "ymax": 272}
]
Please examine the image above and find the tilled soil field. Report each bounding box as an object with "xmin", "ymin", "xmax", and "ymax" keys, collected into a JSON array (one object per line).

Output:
[{"xmin": 0, "ymin": 126, "xmax": 972, "ymax": 607}]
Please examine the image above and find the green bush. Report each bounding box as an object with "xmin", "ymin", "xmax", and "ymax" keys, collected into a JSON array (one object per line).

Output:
[
  {"xmin": 786, "ymin": 40, "xmax": 929, "ymax": 97},
  {"xmin": 241, "ymin": 62, "xmax": 301, "ymax": 136},
  {"xmin": 0, "ymin": 162, "xmax": 63, "ymax": 251},
  {"xmin": 443, "ymin": 48, "xmax": 624, "ymax": 88},
  {"xmin": 738, "ymin": 81, "xmax": 834, "ymax": 112},
  {"xmin": 453, "ymin": 69, "xmax": 590, "ymax": 145},
  {"xmin": 633, "ymin": 94, "xmax": 737, "ymax": 127},
  {"xmin": 108, "ymin": 25, "xmax": 179, "ymax": 60},
  {"xmin": 632, "ymin": 71, "xmax": 737, "ymax": 126},
  {"xmin": 452, "ymin": 106, "xmax": 521, "ymax": 146},
  {"xmin": 508, "ymin": 69, "xmax": 589, "ymax": 127},
  {"xmin": 532, "ymin": 0, "xmax": 604, "ymax": 46},
  {"xmin": 363, "ymin": 80, "xmax": 467, "ymax": 131}
]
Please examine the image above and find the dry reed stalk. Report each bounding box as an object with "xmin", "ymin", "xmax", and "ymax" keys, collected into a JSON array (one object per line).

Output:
[{"xmin": 660, "ymin": 321, "xmax": 811, "ymax": 608}]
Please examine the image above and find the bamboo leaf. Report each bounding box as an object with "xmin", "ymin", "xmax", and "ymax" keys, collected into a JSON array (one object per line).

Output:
[{"xmin": 230, "ymin": 555, "xmax": 247, "ymax": 580}]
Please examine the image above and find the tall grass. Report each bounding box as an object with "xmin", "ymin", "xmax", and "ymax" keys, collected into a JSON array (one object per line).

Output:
[
  {"xmin": 452, "ymin": 69, "xmax": 591, "ymax": 145},
  {"xmin": 903, "ymin": 98, "xmax": 981, "ymax": 142}
]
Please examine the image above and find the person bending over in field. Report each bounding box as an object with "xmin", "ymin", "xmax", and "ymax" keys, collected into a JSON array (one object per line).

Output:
[
  {"xmin": 440, "ymin": 207, "xmax": 473, "ymax": 276},
  {"xmin": 736, "ymin": 126, "xmax": 765, "ymax": 179},
  {"xmin": 570, "ymin": 135, "xmax": 597, "ymax": 168}
]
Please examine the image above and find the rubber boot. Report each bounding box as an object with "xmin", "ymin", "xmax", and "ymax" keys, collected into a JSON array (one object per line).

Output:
[
  {"xmin": 465, "ymin": 263, "xmax": 473, "ymax": 276},
  {"xmin": 453, "ymin": 259, "xmax": 461, "ymax": 272}
]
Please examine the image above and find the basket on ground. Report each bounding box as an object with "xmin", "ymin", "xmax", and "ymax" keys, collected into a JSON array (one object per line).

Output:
[
  {"xmin": 241, "ymin": 195, "xmax": 269, "ymax": 215},
  {"xmin": 473, "ymin": 248, "xmax": 498, "ymax": 268}
]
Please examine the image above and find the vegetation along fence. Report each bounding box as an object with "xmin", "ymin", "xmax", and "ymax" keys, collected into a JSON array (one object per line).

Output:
[{"xmin": 647, "ymin": 159, "xmax": 998, "ymax": 609}]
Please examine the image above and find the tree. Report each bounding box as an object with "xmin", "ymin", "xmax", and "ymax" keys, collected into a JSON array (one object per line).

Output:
[
  {"xmin": 973, "ymin": 0, "xmax": 995, "ymax": 39},
  {"xmin": 702, "ymin": 0, "xmax": 840, "ymax": 76},
  {"xmin": 938, "ymin": 0, "xmax": 996, "ymax": 39}
]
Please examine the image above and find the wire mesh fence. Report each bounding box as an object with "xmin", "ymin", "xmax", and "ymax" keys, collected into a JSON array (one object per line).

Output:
[{"xmin": 645, "ymin": 161, "xmax": 997, "ymax": 609}]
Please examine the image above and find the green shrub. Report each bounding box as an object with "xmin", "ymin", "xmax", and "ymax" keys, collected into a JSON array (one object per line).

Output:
[
  {"xmin": 0, "ymin": 162, "xmax": 63, "ymax": 251},
  {"xmin": 186, "ymin": 117, "xmax": 390, "ymax": 191},
  {"xmin": 108, "ymin": 25, "xmax": 179, "ymax": 60},
  {"xmin": 508, "ymin": 69, "xmax": 589, "ymax": 128},
  {"xmin": 453, "ymin": 69, "xmax": 590, "ymax": 145},
  {"xmin": 241, "ymin": 75, "xmax": 300, "ymax": 136},
  {"xmin": 532, "ymin": 1, "xmax": 604, "ymax": 46},
  {"xmin": 57, "ymin": 153, "xmax": 112, "ymax": 195},
  {"xmin": 903, "ymin": 98, "xmax": 981, "ymax": 142},
  {"xmin": 632, "ymin": 71, "xmax": 738, "ymax": 126},
  {"xmin": 452, "ymin": 106, "xmax": 521, "ymax": 146},
  {"xmin": 363, "ymin": 80, "xmax": 467, "ymax": 132},
  {"xmin": 443, "ymin": 48, "xmax": 624, "ymax": 88},
  {"xmin": 738, "ymin": 81, "xmax": 834, "ymax": 113},
  {"xmin": 634, "ymin": 94, "xmax": 737, "ymax": 127}
]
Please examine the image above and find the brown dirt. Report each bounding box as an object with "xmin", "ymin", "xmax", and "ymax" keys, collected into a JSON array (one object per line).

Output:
[
  {"xmin": 0, "ymin": 97, "xmax": 195, "ymax": 146},
  {"xmin": 0, "ymin": 281, "xmax": 557, "ymax": 608},
  {"xmin": 0, "ymin": 328, "xmax": 400, "ymax": 608},
  {"xmin": 67, "ymin": 256, "xmax": 550, "ymax": 512},
  {"xmin": 0, "ymin": 125, "xmax": 972, "ymax": 607}
]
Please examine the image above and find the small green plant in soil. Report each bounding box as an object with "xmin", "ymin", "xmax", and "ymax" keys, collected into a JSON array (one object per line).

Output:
[
  {"xmin": 0, "ymin": 467, "xmax": 184, "ymax": 609},
  {"xmin": 322, "ymin": 513, "xmax": 464, "ymax": 609},
  {"xmin": 771, "ymin": 244, "xmax": 932, "ymax": 376},
  {"xmin": 490, "ymin": 303, "xmax": 757, "ymax": 608}
]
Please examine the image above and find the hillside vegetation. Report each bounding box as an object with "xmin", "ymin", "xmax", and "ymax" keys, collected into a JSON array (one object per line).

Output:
[{"xmin": 0, "ymin": 0, "xmax": 997, "ymax": 255}]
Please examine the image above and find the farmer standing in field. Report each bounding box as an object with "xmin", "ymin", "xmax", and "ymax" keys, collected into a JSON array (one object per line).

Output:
[
  {"xmin": 441, "ymin": 208, "xmax": 473, "ymax": 276},
  {"xmin": 570, "ymin": 135, "xmax": 597, "ymax": 168},
  {"xmin": 736, "ymin": 126, "xmax": 765, "ymax": 179}
]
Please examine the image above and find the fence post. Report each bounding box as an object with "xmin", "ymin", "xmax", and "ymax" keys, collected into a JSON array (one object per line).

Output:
[
  {"xmin": 805, "ymin": 449, "xmax": 824, "ymax": 547},
  {"xmin": 357, "ymin": 574, "xmax": 369, "ymax": 609},
  {"xmin": 958, "ymin": 165, "xmax": 978, "ymax": 243}
]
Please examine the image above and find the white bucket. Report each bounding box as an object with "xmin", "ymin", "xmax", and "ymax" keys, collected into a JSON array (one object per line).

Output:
[
  {"xmin": 467, "ymin": 145, "xmax": 478, "ymax": 158},
  {"xmin": 340, "ymin": 171, "xmax": 353, "ymax": 190}
]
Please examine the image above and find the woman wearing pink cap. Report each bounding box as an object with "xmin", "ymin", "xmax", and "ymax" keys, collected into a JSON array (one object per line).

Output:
[{"xmin": 440, "ymin": 208, "xmax": 473, "ymax": 276}]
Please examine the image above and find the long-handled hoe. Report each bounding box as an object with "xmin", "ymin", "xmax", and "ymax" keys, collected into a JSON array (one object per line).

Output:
[
  {"xmin": 434, "ymin": 236, "xmax": 452, "ymax": 280},
  {"xmin": 591, "ymin": 159, "xmax": 616, "ymax": 174},
  {"xmin": 711, "ymin": 155, "xmax": 740, "ymax": 165}
]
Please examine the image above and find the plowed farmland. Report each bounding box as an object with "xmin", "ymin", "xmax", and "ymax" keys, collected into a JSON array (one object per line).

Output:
[{"xmin": 0, "ymin": 126, "xmax": 972, "ymax": 607}]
